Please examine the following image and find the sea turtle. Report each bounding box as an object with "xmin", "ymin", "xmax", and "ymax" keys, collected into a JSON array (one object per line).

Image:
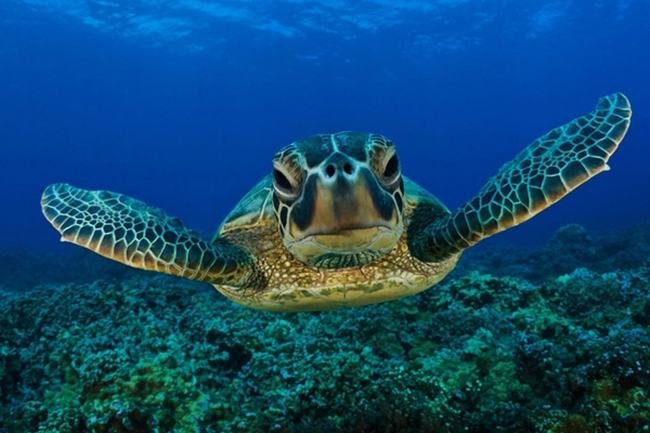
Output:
[{"xmin": 42, "ymin": 93, "xmax": 631, "ymax": 312}]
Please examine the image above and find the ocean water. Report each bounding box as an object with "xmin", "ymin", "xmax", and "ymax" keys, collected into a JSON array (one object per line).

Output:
[{"xmin": 1, "ymin": 1, "xmax": 650, "ymax": 432}]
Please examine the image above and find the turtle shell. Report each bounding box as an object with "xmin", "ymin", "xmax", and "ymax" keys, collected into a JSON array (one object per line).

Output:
[{"xmin": 216, "ymin": 175, "xmax": 275, "ymax": 238}]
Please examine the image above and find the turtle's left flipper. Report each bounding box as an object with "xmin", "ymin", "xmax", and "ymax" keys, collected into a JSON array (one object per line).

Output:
[
  {"xmin": 412, "ymin": 93, "xmax": 632, "ymax": 262},
  {"xmin": 41, "ymin": 183, "xmax": 265, "ymax": 288}
]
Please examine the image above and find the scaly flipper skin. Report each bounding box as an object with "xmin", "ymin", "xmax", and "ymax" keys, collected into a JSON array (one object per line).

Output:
[
  {"xmin": 41, "ymin": 183, "xmax": 265, "ymax": 289},
  {"xmin": 412, "ymin": 92, "xmax": 632, "ymax": 261}
]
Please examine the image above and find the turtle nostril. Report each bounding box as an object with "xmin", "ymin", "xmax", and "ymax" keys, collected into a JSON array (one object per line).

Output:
[
  {"xmin": 325, "ymin": 164, "xmax": 336, "ymax": 178},
  {"xmin": 343, "ymin": 162, "xmax": 353, "ymax": 175}
]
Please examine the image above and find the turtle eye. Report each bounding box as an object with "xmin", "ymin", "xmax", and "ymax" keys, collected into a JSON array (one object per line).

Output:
[
  {"xmin": 273, "ymin": 169, "xmax": 291, "ymax": 190},
  {"xmin": 273, "ymin": 168, "xmax": 299, "ymax": 196},
  {"xmin": 382, "ymin": 154, "xmax": 400, "ymax": 182}
]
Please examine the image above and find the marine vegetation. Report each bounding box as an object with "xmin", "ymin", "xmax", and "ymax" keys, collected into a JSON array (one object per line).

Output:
[
  {"xmin": 1, "ymin": 223, "xmax": 649, "ymax": 433},
  {"xmin": 40, "ymin": 94, "xmax": 631, "ymax": 311}
]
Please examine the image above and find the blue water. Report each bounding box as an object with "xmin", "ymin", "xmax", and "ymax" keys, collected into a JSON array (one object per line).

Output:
[{"xmin": 1, "ymin": 0, "xmax": 649, "ymax": 251}]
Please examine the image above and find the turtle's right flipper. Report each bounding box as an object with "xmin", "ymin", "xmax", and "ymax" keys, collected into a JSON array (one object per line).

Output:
[
  {"xmin": 41, "ymin": 183, "xmax": 264, "ymax": 288},
  {"xmin": 411, "ymin": 92, "xmax": 632, "ymax": 261}
]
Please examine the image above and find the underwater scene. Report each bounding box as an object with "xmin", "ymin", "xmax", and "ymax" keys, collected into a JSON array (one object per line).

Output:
[{"xmin": 1, "ymin": 0, "xmax": 650, "ymax": 432}]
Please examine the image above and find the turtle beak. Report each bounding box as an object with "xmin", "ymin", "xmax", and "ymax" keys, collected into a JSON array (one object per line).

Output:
[{"xmin": 288, "ymin": 153, "xmax": 399, "ymax": 246}]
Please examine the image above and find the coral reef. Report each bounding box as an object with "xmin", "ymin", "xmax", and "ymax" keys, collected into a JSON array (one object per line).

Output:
[
  {"xmin": 456, "ymin": 222, "xmax": 650, "ymax": 282},
  {"xmin": 0, "ymin": 249, "xmax": 139, "ymax": 293},
  {"xmin": 0, "ymin": 224, "xmax": 649, "ymax": 432}
]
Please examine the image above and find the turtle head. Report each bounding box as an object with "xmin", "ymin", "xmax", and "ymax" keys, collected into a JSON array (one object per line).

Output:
[{"xmin": 271, "ymin": 132, "xmax": 404, "ymax": 269}]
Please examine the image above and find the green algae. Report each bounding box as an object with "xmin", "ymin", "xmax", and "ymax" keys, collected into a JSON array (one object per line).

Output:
[{"xmin": 0, "ymin": 226, "xmax": 649, "ymax": 432}]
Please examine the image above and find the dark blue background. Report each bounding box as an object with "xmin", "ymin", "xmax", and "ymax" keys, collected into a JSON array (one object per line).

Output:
[{"xmin": 1, "ymin": 0, "xmax": 649, "ymax": 251}]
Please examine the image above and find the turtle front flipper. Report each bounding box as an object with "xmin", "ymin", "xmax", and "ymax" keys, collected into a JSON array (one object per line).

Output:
[
  {"xmin": 41, "ymin": 183, "xmax": 264, "ymax": 288},
  {"xmin": 411, "ymin": 92, "xmax": 632, "ymax": 262}
]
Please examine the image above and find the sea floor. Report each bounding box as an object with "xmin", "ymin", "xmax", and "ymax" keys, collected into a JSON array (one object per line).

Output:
[{"xmin": 1, "ymin": 223, "xmax": 649, "ymax": 433}]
